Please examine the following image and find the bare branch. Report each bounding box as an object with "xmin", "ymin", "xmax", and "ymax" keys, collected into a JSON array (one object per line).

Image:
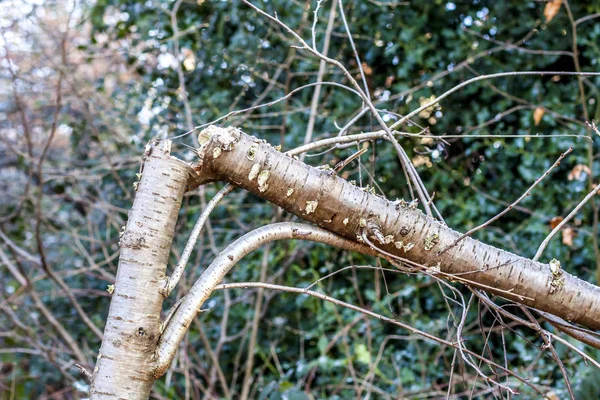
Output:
[
  {"xmin": 439, "ymin": 148, "xmax": 572, "ymax": 257},
  {"xmin": 390, "ymin": 71, "xmax": 600, "ymax": 130},
  {"xmin": 534, "ymin": 183, "xmax": 600, "ymax": 262},
  {"xmin": 156, "ymin": 222, "xmax": 379, "ymax": 376}
]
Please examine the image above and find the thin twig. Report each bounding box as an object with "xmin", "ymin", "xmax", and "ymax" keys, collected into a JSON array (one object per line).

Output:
[
  {"xmin": 302, "ymin": 0, "xmax": 338, "ymax": 159},
  {"xmin": 241, "ymin": 0, "xmax": 438, "ymax": 219},
  {"xmin": 389, "ymin": 71, "xmax": 600, "ymax": 130},
  {"xmin": 214, "ymin": 282, "xmax": 559, "ymax": 396},
  {"xmin": 338, "ymin": 0, "xmax": 371, "ymax": 100},
  {"xmin": 438, "ymin": 148, "xmax": 572, "ymax": 257},
  {"xmin": 167, "ymin": 82, "xmax": 361, "ymax": 141},
  {"xmin": 533, "ymin": 183, "xmax": 600, "ymax": 262},
  {"xmin": 164, "ymin": 184, "xmax": 234, "ymax": 296}
]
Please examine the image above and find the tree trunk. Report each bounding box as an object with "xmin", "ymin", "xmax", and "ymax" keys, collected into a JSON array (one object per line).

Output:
[
  {"xmin": 191, "ymin": 126, "xmax": 600, "ymax": 331},
  {"xmin": 91, "ymin": 126, "xmax": 600, "ymax": 398},
  {"xmin": 90, "ymin": 140, "xmax": 194, "ymax": 399}
]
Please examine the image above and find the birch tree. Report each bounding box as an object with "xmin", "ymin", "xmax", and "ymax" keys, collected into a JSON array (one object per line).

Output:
[
  {"xmin": 4, "ymin": 0, "xmax": 600, "ymax": 399},
  {"xmin": 91, "ymin": 0, "xmax": 600, "ymax": 397},
  {"xmin": 89, "ymin": 120, "xmax": 600, "ymax": 398}
]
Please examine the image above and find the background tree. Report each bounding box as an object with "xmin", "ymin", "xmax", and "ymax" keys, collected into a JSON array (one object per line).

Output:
[{"xmin": 1, "ymin": 0, "xmax": 600, "ymax": 398}]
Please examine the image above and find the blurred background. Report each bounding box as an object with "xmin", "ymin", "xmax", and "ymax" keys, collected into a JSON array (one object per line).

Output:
[{"xmin": 1, "ymin": 0, "xmax": 600, "ymax": 398}]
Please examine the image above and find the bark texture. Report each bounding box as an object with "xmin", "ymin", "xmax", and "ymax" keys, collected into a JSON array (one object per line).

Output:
[
  {"xmin": 192, "ymin": 126, "xmax": 600, "ymax": 331},
  {"xmin": 89, "ymin": 141, "xmax": 194, "ymax": 399}
]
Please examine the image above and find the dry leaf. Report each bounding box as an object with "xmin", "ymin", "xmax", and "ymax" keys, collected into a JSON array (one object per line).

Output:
[
  {"xmin": 549, "ymin": 216, "xmax": 564, "ymax": 229},
  {"xmin": 385, "ymin": 75, "xmax": 395, "ymax": 88},
  {"xmin": 567, "ymin": 164, "xmax": 592, "ymax": 181},
  {"xmin": 544, "ymin": 0, "xmax": 563, "ymax": 23},
  {"xmin": 361, "ymin": 62, "xmax": 373, "ymax": 75},
  {"xmin": 412, "ymin": 155, "xmax": 432, "ymax": 168},
  {"xmin": 545, "ymin": 391, "xmax": 559, "ymax": 400},
  {"xmin": 533, "ymin": 107, "xmax": 545, "ymax": 125},
  {"xmin": 562, "ymin": 227, "xmax": 575, "ymax": 247}
]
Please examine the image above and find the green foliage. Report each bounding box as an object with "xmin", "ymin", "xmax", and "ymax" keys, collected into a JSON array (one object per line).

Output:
[{"xmin": 2, "ymin": 0, "xmax": 600, "ymax": 398}]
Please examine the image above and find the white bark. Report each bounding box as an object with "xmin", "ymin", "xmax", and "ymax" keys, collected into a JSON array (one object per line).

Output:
[
  {"xmin": 91, "ymin": 126, "xmax": 600, "ymax": 398},
  {"xmin": 190, "ymin": 126, "xmax": 600, "ymax": 331},
  {"xmin": 154, "ymin": 222, "xmax": 377, "ymax": 376},
  {"xmin": 89, "ymin": 140, "xmax": 194, "ymax": 399}
]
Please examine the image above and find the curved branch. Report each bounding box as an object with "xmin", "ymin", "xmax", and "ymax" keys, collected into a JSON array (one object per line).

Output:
[
  {"xmin": 163, "ymin": 184, "xmax": 234, "ymax": 296},
  {"xmin": 168, "ymin": 82, "xmax": 361, "ymax": 141},
  {"xmin": 533, "ymin": 183, "xmax": 600, "ymax": 262},
  {"xmin": 538, "ymin": 310, "xmax": 600, "ymax": 349},
  {"xmin": 154, "ymin": 222, "xmax": 378, "ymax": 376},
  {"xmin": 389, "ymin": 71, "xmax": 600, "ymax": 130}
]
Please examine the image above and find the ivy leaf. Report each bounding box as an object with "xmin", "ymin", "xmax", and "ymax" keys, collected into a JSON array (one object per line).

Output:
[
  {"xmin": 318, "ymin": 336, "xmax": 328, "ymax": 353},
  {"xmin": 355, "ymin": 343, "xmax": 371, "ymax": 365}
]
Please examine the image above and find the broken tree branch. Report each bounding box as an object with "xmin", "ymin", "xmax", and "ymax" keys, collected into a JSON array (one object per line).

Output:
[{"xmin": 188, "ymin": 126, "xmax": 600, "ymax": 332}]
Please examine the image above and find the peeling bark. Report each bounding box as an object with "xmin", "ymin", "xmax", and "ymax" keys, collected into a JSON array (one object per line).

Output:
[
  {"xmin": 192, "ymin": 126, "xmax": 600, "ymax": 331},
  {"xmin": 91, "ymin": 127, "xmax": 600, "ymax": 398},
  {"xmin": 89, "ymin": 141, "xmax": 194, "ymax": 400}
]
